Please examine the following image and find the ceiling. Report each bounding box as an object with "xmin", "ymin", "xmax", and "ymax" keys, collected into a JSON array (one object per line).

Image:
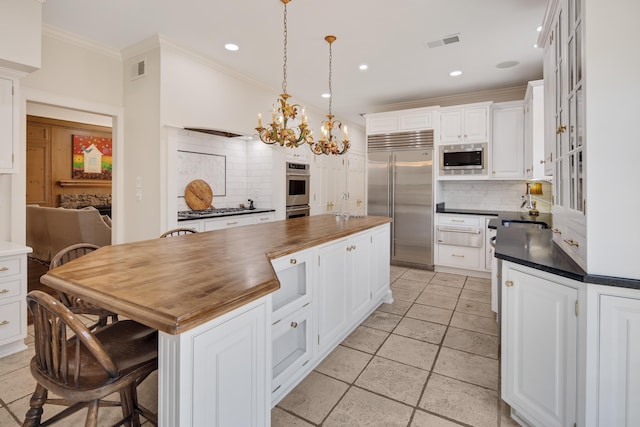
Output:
[{"xmin": 41, "ymin": 0, "xmax": 548, "ymax": 127}]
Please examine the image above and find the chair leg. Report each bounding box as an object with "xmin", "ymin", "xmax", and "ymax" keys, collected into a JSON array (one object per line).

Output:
[
  {"xmin": 22, "ymin": 384, "xmax": 47, "ymax": 427},
  {"xmin": 119, "ymin": 386, "xmax": 140, "ymax": 427},
  {"xmin": 84, "ymin": 400, "xmax": 99, "ymax": 427}
]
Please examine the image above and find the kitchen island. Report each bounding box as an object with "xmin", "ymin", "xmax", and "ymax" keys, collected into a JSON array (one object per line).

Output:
[{"xmin": 41, "ymin": 214, "xmax": 392, "ymax": 426}]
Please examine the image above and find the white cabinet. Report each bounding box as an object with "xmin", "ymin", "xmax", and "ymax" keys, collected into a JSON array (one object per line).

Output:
[
  {"xmin": 501, "ymin": 262, "xmax": 578, "ymax": 427},
  {"xmin": 440, "ymin": 104, "xmax": 490, "ymax": 144},
  {"xmin": 365, "ymin": 107, "xmax": 435, "ymax": 135},
  {"xmin": 371, "ymin": 224, "xmax": 391, "ymax": 303},
  {"xmin": 178, "ymin": 212, "xmax": 274, "ymax": 233},
  {"xmin": 0, "ymin": 245, "xmax": 30, "ymax": 358},
  {"xmin": 595, "ymin": 293, "xmax": 640, "ymax": 426},
  {"xmin": 317, "ymin": 237, "xmax": 349, "ymax": 351},
  {"xmin": 0, "ymin": 76, "xmax": 17, "ymax": 173},
  {"xmin": 346, "ymin": 153, "xmax": 366, "ymax": 216},
  {"xmin": 271, "ymin": 249, "xmax": 313, "ymax": 321},
  {"xmin": 159, "ymin": 297, "xmax": 270, "ymax": 427},
  {"xmin": 347, "ymin": 231, "xmax": 372, "ymax": 322},
  {"xmin": 434, "ymin": 214, "xmax": 487, "ymax": 276},
  {"xmin": 490, "ymin": 101, "xmax": 524, "ymax": 179},
  {"xmin": 523, "ymin": 80, "xmax": 546, "ymax": 179}
]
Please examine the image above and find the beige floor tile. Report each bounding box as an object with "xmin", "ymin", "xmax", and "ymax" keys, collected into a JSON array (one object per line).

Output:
[
  {"xmin": 393, "ymin": 317, "xmax": 447, "ymax": 345},
  {"xmin": 341, "ymin": 325, "xmax": 389, "ymax": 354},
  {"xmin": 323, "ymin": 386, "xmax": 413, "ymax": 427},
  {"xmin": 406, "ymin": 304, "xmax": 453, "ymax": 326},
  {"xmin": 401, "ymin": 269, "xmax": 436, "ymax": 283},
  {"xmin": 459, "ymin": 288, "xmax": 491, "ymax": 304},
  {"xmin": 390, "ymin": 266, "xmax": 409, "ymax": 282},
  {"xmin": 278, "ymin": 371, "xmax": 349, "ymax": 424},
  {"xmin": 362, "ymin": 311, "xmax": 403, "ymax": 332},
  {"xmin": 410, "ymin": 410, "xmax": 461, "ymax": 427},
  {"xmin": 377, "ymin": 299, "xmax": 412, "ymax": 316},
  {"xmin": 419, "ymin": 373, "xmax": 498, "ymax": 427},
  {"xmin": 443, "ymin": 327, "xmax": 499, "ymax": 359},
  {"xmin": 0, "ymin": 406, "xmax": 19, "ymax": 427},
  {"xmin": 424, "ymin": 284, "xmax": 462, "ymax": 298},
  {"xmin": 430, "ymin": 273, "xmax": 466, "ymax": 288},
  {"xmin": 433, "ymin": 347, "xmax": 499, "ymax": 390},
  {"xmin": 355, "ymin": 356, "xmax": 429, "ymax": 406},
  {"xmin": 0, "ymin": 344, "xmax": 34, "ymax": 377},
  {"xmin": 450, "ymin": 311, "xmax": 499, "ymax": 336},
  {"xmin": 415, "ymin": 292, "xmax": 459, "ymax": 310},
  {"xmin": 0, "ymin": 366, "xmax": 36, "ymax": 405},
  {"xmin": 455, "ymin": 299, "xmax": 495, "ymax": 319},
  {"xmin": 390, "ymin": 287, "xmax": 421, "ymax": 303},
  {"xmin": 271, "ymin": 407, "xmax": 314, "ymax": 426},
  {"xmin": 392, "ymin": 278, "xmax": 428, "ymax": 293},
  {"xmin": 315, "ymin": 345, "xmax": 372, "ymax": 384},
  {"xmin": 464, "ymin": 280, "xmax": 492, "ymax": 293},
  {"xmin": 377, "ymin": 334, "xmax": 438, "ymax": 371}
]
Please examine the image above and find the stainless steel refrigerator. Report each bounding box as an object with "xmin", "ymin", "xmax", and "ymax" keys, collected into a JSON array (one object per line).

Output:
[{"xmin": 368, "ymin": 147, "xmax": 433, "ymax": 268}]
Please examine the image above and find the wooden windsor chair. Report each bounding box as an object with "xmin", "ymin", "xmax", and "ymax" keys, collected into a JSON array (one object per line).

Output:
[{"xmin": 159, "ymin": 227, "xmax": 198, "ymax": 238}]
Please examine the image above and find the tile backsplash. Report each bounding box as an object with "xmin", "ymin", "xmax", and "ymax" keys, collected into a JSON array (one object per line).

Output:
[{"xmin": 440, "ymin": 180, "xmax": 553, "ymax": 213}]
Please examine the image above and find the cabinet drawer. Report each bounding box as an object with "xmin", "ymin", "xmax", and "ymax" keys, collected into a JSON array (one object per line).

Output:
[
  {"xmin": 0, "ymin": 300, "xmax": 21, "ymax": 342},
  {"xmin": 0, "ymin": 279, "xmax": 21, "ymax": 300},
  {"xmin": 272, "ymin": 306, "xmax": 313, "ymax": 398},
  {"xmin": 271, "ymin": 249, "xmax": 313, "ymax": 321},
  {"xmin": 437, "ymin": 215, "xmax": 482, "ymax": 227},
  {"xmin": 436, "ymin": 245, "xmax": 482, "ymax": 269},
  {"xmin": 0, "ymin": 257, "xmax": 21, "ymax": 278},
  {"xmin": 203, "ymin": 216, "xmax": 255, "ymax": 231}
]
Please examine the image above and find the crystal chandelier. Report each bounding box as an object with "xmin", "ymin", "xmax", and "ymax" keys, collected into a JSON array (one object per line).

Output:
[
  {"xmin": 310, "ymin": 35, "xmax": 350, "ymax": 155},
  {"xmin": 256, "ymin": 0, "xmax": 313, "ymax": 148}
]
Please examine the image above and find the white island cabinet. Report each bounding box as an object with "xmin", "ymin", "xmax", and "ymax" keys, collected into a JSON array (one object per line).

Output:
[{"xmin": 0, "ymin": 242, "xmax": 32, "ymax": 358}]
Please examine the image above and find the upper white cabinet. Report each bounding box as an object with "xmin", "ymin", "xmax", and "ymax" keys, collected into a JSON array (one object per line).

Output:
[
  {"xmin": 523, "ymin": 80, "xmax": 547, "ymax": 179},
  {"xmin": 365, "ymin": 107, "xmax": 435, "ymax": 135},
  {"xmin": 440, "ymin": 103, "xmax": 490, "ymax": 144},
  {"xmin": 490, "ymin": 101, "xmax": 524, "ymax": 179},
  {"xmin": 0, "ymin": 76, "xmax": 17, "ymax": 173},
  {"xmin": 346, "ymin": 153, "xmax": 366, "ymax": 216},
  {"xmin": 501, "ymin": 262, "xmax": 578, "ymax": 427}
]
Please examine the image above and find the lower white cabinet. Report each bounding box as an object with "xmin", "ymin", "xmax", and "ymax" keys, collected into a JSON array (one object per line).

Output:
[
  {"xmin": 501, "ymin": 262, "xmax": 578, "ymax": 427},
  {"xmin": 371, "ymin": 225, "xmax": 391, "ymax": 302},
  {"xmin": 594, "ymin": 293, "xmax": 640, "ymax": 426},
  {"xmin": 0, "ymin": 244, "xmax": 30, "ymax": 358},
  {"xmin": 178, "ymin": 212, "xmax": 274, "ymax": 233}
]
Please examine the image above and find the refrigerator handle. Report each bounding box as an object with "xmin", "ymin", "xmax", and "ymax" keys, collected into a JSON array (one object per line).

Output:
[{"xmin": 390, "ymin": 154, "xmax": 396, "ymax": 257}]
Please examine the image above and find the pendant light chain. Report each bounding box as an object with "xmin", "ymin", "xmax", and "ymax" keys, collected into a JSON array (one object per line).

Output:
[
  {"xmin": 328, "ymin": 39, "xmax": 333, "ymax": 117},
  {"xmin": 282, "ymin": 1, "xmax": 288, "ymax": 95}
]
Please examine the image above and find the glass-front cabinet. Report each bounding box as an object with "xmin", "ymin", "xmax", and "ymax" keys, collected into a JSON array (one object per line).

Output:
[{"xmin": 541, "ymin": 0, "xmax": 586, "ymax": 269}]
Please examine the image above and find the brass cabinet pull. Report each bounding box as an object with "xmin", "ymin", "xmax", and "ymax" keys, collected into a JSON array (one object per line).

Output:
[
  {"xmin": 351, "ymin": 245, "xmax": 356, "ymax": 251},
  {"xmin": 564, "ymin": 239, "xmax": 580, "ymax": 247},
  {"xmin": 505, "ymin": 280, "xmax": 514, "ymax": 287},
  {"xmin": 290, "ymin": 258, "xmax": 297, "ymax": 265},
  {"xmin": 0, "ymin": 267, "xmax": 8, "ymax": 272},
  {"xmin": 290, "ymin": 321, "xmax": 298, "ymax": 328},
  {"xmin": 0, "ymin": 289, "xmax": 8, "ymax": 294},
  {"xmin": 551, "ymin": 228, "xmax": 562, "ymax": 234},
  {"xmin": 556, "ymin": 125, "xmax": 567, "ymax": 134},
  {"xmin": 452, "ymin": 254, "xmax": 465, "ymax": 258},
  {"xmin": 0, "ymin": 320, "xmax": 9, "ymax": 326}
]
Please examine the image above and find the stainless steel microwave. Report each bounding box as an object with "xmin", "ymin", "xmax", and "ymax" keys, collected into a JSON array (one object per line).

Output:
[{"xmin": 439, "ymin": 143, "xmax": 488, "ymax": 176}]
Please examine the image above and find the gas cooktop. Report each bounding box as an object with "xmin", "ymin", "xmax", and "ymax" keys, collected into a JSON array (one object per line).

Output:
[{"xmin": 177, "ymin": 207, "xmax": 271, "ymax": 220}]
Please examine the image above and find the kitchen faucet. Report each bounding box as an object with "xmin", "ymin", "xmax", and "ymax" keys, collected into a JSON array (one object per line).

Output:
[{"xmin": 521, "ymin": 183, "xmax": 534, "ymax": 209}]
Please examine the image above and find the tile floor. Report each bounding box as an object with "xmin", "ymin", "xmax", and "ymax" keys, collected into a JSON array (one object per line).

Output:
[{"xmin": 0, "ymin": 267, "xmax": 518, "ymax": 426}]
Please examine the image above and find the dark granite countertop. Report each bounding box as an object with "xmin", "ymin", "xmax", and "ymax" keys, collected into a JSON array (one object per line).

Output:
[
  {"xmin": 178, "ymin": 208, "xmax": 275, "ymax": 221},
  {"xmin": 435, "ymin": 202, "xmax": 553, "ymax": 227}
]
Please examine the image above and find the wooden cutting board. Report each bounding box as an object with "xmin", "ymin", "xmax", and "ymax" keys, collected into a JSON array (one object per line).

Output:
[{"xmin": 184, "ymin": 179, "xmax": 213, "ymax": 210}]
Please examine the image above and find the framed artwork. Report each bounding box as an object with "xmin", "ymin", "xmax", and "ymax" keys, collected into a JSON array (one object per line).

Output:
[{"xmin": 72, "ymin": 135, "xmax": 112, "ymax": 180}]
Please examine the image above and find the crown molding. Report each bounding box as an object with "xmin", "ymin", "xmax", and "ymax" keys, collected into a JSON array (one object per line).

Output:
[{"xmin": 42, "ymin": 25, "xmax": 122, "ymax": 60}]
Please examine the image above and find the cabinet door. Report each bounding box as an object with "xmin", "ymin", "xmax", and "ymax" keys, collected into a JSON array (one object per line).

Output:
[
  {"xmin": 501, "ymin": 265, "xmax": 577, "ymax": 427},
  {"xmin": 192, "ymin": 303, "xmax": 267, "ymax": 427},
  {"xmin": 348, "ymin": 232, "xmax": 371, "ymax": 322},
  {"xmin": 491, "ymin": 104, "xmax": 524, "ymax": 179},
  {"xmin": 463, "ymin": 107, "xmax": 489, "ymax": 142},
  {"xmin": 440, "ymin": 110, "xmax": 463, "ymax": 143},
  {"xmin": 0, "ymin": 77, "xmax": 14, "ymax": 171},
  {"xmin": 317, "ymin": 238, "xmax": 348, "ymax": 352},
  {"xmin": 346, "ymin": 154, "xmax": 366, "ymax": 216},
  {"xmin": 323, "ymin": 156, "xmax": 347, "ymax": 214},
  {"xmin": 597, "ymin": 295, "xmax": 640, "ymax": 426},
  {"xmin": 371, "ymin": 225, "xmax": 391, "ymax": 302}
]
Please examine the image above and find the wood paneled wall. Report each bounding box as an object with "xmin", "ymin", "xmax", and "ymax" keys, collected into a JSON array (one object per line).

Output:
[{"xmin": 26, "ymin": 116, "xmax": 112, "ymax": 207}]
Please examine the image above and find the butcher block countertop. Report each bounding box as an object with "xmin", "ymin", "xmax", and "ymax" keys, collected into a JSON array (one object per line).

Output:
[{"xmin": 41, "ymin": 215, "xmax": 392, "ymax": 335}]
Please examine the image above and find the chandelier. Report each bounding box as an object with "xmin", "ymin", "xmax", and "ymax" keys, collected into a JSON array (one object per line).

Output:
[
  {"xmin": 256, "ymin": 0, "xmax": 313, "ymax": 149},
  {"xmin": 310, "ymin": 35, "xmax": 350, "ymax": 155}
]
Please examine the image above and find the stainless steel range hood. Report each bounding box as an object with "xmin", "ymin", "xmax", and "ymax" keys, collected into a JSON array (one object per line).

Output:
[{"xmin": 184, "ymin": 127, "xmax": 243, "ymax": 138}]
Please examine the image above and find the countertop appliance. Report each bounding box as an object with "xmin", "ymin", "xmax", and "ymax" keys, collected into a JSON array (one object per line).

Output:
[
  {"xmin": 367, "ymin": 130, "xmax": 434, "ymax": 268},
  {"xmin": 439, "ymin": 142, "xmax": 488, "ymax": 176}
]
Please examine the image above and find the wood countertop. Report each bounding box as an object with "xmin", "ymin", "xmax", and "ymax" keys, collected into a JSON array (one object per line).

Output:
[{"xmin": 41, "ymin": 215, "xmax": 392, "ymax": 335}]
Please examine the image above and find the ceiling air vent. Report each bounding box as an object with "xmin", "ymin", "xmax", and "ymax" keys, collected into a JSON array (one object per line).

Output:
[
  {"xmin": 131, "ymin": 58, "xmax": 146, "ymax": 80},
  {"xmin": 426, "ymin": 34, "xmax": 461, "ymax": 49}
]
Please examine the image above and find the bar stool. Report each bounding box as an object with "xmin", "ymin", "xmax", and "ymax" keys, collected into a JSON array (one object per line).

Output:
[
  {"xmin": 23, "ymin": 290, "xmax": 158, "ymax": 427},
  {"xmin": 49, "ymin": 243, "xmax": 118, "ymax": 331}
]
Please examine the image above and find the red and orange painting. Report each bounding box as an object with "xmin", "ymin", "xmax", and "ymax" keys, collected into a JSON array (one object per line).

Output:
[{"xmin": 72, "ymin": 135, "xmax": 112, "ymax": 180}]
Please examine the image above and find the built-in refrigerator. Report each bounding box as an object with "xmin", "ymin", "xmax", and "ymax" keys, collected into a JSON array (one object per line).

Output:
[{"xmin": 367, "ymin": 131, "xmax": 434, "ymax": 268}]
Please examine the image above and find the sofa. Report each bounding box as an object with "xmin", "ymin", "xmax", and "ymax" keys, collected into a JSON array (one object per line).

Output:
[{"xmin": 26, "ymin": 205, "xmax": 112, "ymax": 263}]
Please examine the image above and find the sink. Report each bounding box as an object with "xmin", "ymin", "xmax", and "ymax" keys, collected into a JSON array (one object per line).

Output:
[{"xmin": 501, "ymin": 219, "xmax": 548, "ymax": 229}]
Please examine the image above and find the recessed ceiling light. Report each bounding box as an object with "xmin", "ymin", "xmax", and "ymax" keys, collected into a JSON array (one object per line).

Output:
[
  {"xmin": 533, "ymin": 44, "xmax": 539, "ymax": 48},
  {"xmin": 321, "ymin": 93, "xmax": 331, "ymax": 98},
  {"xmin": 496, "ymin": 61, "xmax": 519, "ymax": 69},
  {"xmin": 449, "ymin": 70, "xmax": 462, "ymax": 77},
  {"xmin": 536, "ymin": 26, "xmax": 542, "ymax": 32},
  {"xmin": 224, "ymin": 43, "xmax": 239, "ymax": 51},
  {"xmin": 359, "ymin": 64, "xmax": 368, "ymax": 71}
]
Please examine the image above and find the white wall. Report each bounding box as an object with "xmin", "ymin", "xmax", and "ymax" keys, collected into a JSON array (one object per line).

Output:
[{"xmin": 584, "ymin": 0, "xmax": 640, "ymax": 279}]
